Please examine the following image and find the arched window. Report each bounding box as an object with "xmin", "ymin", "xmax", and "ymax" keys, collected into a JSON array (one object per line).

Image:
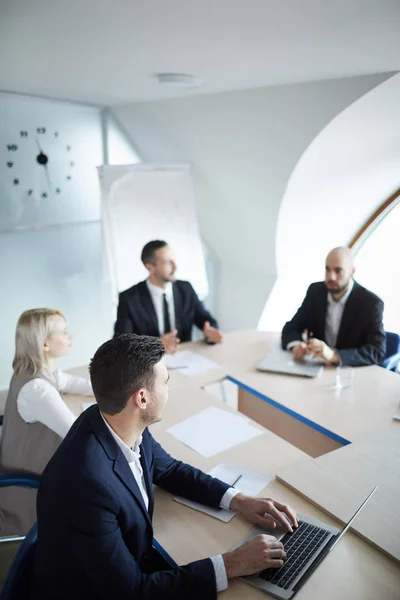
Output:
[{"xmin": 350, "ymin": 188, "xmax": 400, "ymax": 332}]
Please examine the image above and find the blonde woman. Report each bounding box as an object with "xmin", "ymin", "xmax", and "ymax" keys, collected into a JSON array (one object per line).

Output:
[{"xmin": 0, "ymin": 308, "xmax": 93, "ymax": 535}]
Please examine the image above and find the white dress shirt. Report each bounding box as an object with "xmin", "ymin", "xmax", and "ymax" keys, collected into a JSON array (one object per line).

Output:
[
  {"xmin": 100, "ymin": 415, "xmax": 239, "ymax": 592},
  {"xmin": 101, "ymin": 415, "xmax": 150, "ymax": 509},
  {"xmin": 287, "ymin": 279, "xmax": 354, "ymax": 351},
  {"xmin": 146, "ymin": 279, "xmax": 176, "ymax": 335},
  {"xmin": 324, "ymin": 279, "xmax": 354, "ymax": 348},
  {"xmin": 17, "ymin": 370, "xmax": 93, "ymax": 438}
]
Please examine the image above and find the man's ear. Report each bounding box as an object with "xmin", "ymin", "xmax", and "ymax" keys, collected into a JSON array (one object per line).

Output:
[{"xmin": 131, "ymin": 388, "xmax": 148, "ymax": 411}]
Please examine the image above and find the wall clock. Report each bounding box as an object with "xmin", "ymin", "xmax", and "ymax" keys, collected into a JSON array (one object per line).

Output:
[{"xmin": 5, "ymin": 127, "xmax": 75, "ymax": 199}]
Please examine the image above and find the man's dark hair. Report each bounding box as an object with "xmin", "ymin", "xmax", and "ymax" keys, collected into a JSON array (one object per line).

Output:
[
  {"xmin": 89, "ymin": 334, "xmax": 165, "ymax": 415},
  {"xmin": 141, "ymin": 240, "xmax": 167, "ymax": 265}
]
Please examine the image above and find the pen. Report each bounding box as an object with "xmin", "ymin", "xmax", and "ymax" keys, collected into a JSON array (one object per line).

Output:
[
  {"xmin": 231, "ymin": 474, "xmax": 243, "ymax": 488},
  {"xmin": 167, "ymin": 366, "xmax": 188, "ymax": 370},
  {"xmin": 302, "ymin": 329, "xmax": 312, "ymax": 343}
]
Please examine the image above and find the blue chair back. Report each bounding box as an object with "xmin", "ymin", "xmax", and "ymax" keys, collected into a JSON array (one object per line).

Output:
[
  {"xmin": 0, "ymin": 473, "xmax": 40, "ymax": 490},
  {"xmin": 383, "ymin": 331, "xmax": 400, "ymax": 371},
  {"xmin": 0, "ymin": 523, "xmax": 37, "ymax": 600},
  {"xmin": 385, "ymin": 332, "xmax": 400, "ymax": 358}
]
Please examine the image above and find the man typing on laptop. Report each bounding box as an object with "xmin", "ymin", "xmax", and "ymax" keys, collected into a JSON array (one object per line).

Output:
[{"xmin": 32, "ymin": 334, "xmax": 298, "ymax": 600}]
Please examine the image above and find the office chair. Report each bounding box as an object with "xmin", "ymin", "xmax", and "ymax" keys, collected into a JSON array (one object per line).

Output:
[
  {"xmin": 0, "ymin": 522, "xmax": 37, "ymax": 600},
  {"xmin": 0, "ymin": 473, "xmax": 40, "ymax": 492},
  {"xmin": 0, "ymin": 473, "xmax": 40, "ymax": 544},
  {"xmin": 0, "ymin": 389, "xmax": 7, "ymax": 426},
  {"xmin": 0, "ymin": 525, "xmax": 174, "ymax": 600},
  {"xmin": 383, "ymin": 332, "xmax": 400, "ymax": 372}
]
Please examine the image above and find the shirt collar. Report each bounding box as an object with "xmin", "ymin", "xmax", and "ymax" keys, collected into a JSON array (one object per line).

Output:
[
  {"xmin": 146, "ymin": 278, "xmax": 173, "ymax": 297},
  {"xmin": 100, "ymin": 413, "xmax": 142, "ymax": 464},
  {"xmin": 327, "ymin": 278, "xmax": 354, "ymax": 306}
]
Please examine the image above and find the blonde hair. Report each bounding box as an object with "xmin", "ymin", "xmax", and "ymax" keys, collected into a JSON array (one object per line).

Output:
[{"xmin": 12, "ymin": 309, "xmax": 65, "ymax": 376}]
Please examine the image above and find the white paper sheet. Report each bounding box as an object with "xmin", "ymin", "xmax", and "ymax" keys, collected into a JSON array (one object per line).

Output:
[
  {"xmin": 166, "ymin": 406, "xmax": 264, "ymax": 457},
  {"xmin": 165, "ymin": 350, "xmax": 220, "ymax": 376},
  {"xmin": 175, "ymin": 462, "xmax": 272, "ymax": 522}
]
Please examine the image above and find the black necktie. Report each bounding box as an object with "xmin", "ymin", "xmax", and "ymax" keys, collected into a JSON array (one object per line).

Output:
[{"xmin": 163, "ymin": 293, "xmax": 171, "ymax": 334}]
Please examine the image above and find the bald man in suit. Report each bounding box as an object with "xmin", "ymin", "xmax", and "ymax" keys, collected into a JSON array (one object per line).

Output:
[{"xmin": 282, "ymin": 247, "xmax": 385, "ymax": 367}]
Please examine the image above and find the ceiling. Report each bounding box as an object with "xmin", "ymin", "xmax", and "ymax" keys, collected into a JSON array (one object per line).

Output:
[{"xmin": 1, "ymin": 0, "xmax": 399, "ymax": 106}]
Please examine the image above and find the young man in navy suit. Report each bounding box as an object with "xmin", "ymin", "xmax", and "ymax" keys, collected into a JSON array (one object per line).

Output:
[
  {"xmin": 282, "ymin": 247, "xmax": 385, "ymax": 366},
  {"xmin": 33, "ymin": 334, "xmax": 298, "ymax": 600},
  {"xmin": 114, "ymin": 240, "xmax": 223, "ymax": 354}
]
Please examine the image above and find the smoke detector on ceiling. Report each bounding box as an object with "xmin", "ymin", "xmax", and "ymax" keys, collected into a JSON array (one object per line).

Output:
[{"xmin": 156, "ymin": 73, "xmax": 203, "ymax": 89}]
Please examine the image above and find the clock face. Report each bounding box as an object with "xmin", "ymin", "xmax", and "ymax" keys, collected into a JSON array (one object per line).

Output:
[{"xmin": 5, "ymin": 127, "xmax": 75, "ymax": 199}]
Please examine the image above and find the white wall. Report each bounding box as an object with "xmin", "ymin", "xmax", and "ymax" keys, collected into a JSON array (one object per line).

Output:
[
  {"xmin": 0, "ymin": 94, "xmax": 138, "ymax": 388},
  {"xmin": 113, "ymin": 73, "xmax": 390, "ymax": 331},
  {"xmin": 260, "ymin": 73, "xmax": 400, "ymax": 332}
]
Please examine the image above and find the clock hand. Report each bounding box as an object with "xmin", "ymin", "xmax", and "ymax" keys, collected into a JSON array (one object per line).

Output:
[
  {"xmin": 35, "ymin": 136, "xmax": 43, "ymax": 153},
  {"xmin": 35, "ymin": 136, "xmax": 53, "ymax": 197},
  {"xmin": 44, "ymin": 165, "xmax": 54, "ymax": 198}
]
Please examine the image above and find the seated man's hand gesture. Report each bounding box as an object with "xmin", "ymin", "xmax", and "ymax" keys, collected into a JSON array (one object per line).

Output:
[
  {"xmin": 203, "ymin": 321, "xmax": 223, "ymax": 344},
  {"xmin": 307, "ymin": 338, "xmax": 340, "ymax": 365},
  {"xmin": 160, "ymin": 329, "xmax": 180, "ymax": 354}
]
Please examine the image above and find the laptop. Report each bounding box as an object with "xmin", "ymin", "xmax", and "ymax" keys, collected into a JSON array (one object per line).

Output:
[
  {"xmin": 235, "ymin": 486, "xmax": 377, "ymax": 599},
  {"xmin": 256, "ymin": 352, "xmax": 323, "ymax": 378}
]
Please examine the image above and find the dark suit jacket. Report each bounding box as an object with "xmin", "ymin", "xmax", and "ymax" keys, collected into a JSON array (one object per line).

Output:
[
  {"xmin": 114, "ymin": 280, "xmax": 218, "ymax": 342},
  {"xmin": 32, "ymin": 406, "xmax": 230, "ymax": 600},
  {"xmin": 281, "ymin": 281, "xmax": 385, "ymax": 366}
]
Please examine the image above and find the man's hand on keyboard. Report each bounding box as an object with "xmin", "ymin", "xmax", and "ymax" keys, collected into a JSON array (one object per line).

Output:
[
  {"xmin": 223, "ymin": 534, "xmax": 286, "ymax": 579},
  {"xmin": 230, "ymin": 494, "xmax": 299, "ymax": 532}
]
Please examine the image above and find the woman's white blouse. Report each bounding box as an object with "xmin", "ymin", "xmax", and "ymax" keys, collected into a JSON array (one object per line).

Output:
[{"xmin": 17, "ymin": 370, "xmax": 93, "ymax": 438}]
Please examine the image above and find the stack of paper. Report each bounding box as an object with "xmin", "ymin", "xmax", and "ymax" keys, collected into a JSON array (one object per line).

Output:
[
  {"xmin": 165, "ymin": 350, "xmax": 220, "ymax": 376},
  {"xmin": 166, "ymin": 406, "xmax": 264, "ymax": 457},
  {"xmin": 175, "ymin": 462, "xmax": 272, "ymax": 522}
]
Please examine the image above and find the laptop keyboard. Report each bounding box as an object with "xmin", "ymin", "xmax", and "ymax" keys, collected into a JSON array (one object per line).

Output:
[{"xmin": 259, "ymin": 521, "xmax": 330, "ymax": 590}]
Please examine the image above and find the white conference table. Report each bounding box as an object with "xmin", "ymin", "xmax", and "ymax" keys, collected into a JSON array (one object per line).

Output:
[
  {"xmin": 276, "ymin": 427, "xmax": 400, "ymax": 564},
  {"xmin": 176, "ymin": 331, "xmax": 400, "ymax": 456},
  {"xmin": 150, "ymin": 376, "xmax": 400, "ymax": 599}
]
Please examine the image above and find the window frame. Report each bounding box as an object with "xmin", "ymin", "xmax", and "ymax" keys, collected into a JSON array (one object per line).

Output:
[{"xmin": 349, "ymin": 187, "xmax": 400, "ymax": 252}]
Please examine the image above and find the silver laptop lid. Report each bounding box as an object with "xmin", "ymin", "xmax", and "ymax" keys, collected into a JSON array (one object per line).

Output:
[
  {"xmin": 256, "ymin": 353, "xmax": 323, "ymax": 378},
  {"xmin": 329, "ymin": 485, "xmax": 378, "ymax": 551}
]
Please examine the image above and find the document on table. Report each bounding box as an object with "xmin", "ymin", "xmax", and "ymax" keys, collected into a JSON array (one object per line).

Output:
[
  {"xmin": 175, "ymin": 462, "xmax": 272, "ymax": 522},
  {"xmin": 165, "ymin": 350, "xmax": 220, "ymax": 376},
  {"xmin": 167, "ymin": 406, "xmax": 264, "ymax": 457}
]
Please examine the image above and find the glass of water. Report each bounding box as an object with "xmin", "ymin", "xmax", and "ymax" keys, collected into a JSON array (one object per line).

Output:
[{"xmin": 335, "ymin": 365, "xmax": 354, "ymax": 389}]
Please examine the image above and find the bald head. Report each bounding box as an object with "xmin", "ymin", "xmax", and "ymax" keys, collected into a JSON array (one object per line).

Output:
[
  {"xmin": 326, "ymin": 247, "xmax": 354, "ymax": 269},
  {"xmin": 325, "ymin": 247, "xmax": 355, "ymax": 298}
]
